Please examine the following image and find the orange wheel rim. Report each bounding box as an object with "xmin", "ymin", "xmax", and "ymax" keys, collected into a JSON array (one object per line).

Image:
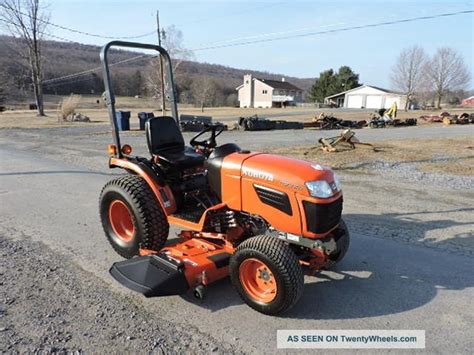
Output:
[
  {"xmin": 239, "ymin": 258, "xmax": 277, "ymax": 303},
  {"xmin": 109, "ymin": 200, "xmax": 135, "ymax": 242}
]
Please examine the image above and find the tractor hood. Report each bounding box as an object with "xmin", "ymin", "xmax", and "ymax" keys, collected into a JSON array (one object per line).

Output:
[{"xmin": 241, "ymin": 153, "xmax": 338, "ymax": 196}]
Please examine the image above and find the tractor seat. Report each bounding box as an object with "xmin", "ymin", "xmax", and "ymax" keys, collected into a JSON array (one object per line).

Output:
[{"xmin": 145, "ymin": 116, "xmax": 204, "ymax": 170}]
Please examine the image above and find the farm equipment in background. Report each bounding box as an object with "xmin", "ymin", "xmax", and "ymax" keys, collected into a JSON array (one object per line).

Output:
[
  {"xmin": 305, "ymin": 113, "xmax": 366, "ymax": 130},
  {"xmin": 442, "ymin": 112, "xmax": 474, "ymax": 125},
  {"xmin": 317, "ymin": 129, "xmax": 375, "ymax": 152},
  {"xmin": 236, "ymin": 115, "xmax": 304, "ymax": 131},
  {"xmin": 179, "ymin": 114, "xmax": 228, "ymax": 132},
  {"xmin": 98, "ymin": 41, "xmax": 350, "ymax": 316},
  {"xmin": 369, "ymin": 117, "xmax": 417, "ymax": 128},
  {"xmin": 179, "ymin": 114, "xmax": 211, "ymax": 132},
  {"xmin": 369, "ymin": 104, "xmax": 417, "ymax": 128},
  {"xmin": 419, "ymin": 111, "xmax": 474, "ymax": 125}
]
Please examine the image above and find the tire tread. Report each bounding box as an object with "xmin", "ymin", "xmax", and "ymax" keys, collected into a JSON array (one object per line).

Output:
[
  {"xmin": 99, "ymin": 175, "xmax": 168, "ymax": 258},
  {"xmin": 231, "ymin": 235, "xmax": 304, "ymax": 314}
]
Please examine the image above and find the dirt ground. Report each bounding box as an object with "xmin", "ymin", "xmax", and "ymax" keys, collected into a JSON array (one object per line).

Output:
[{"xmin": 275, "ymin": 137, "xmax": 474, "ymax": 176}]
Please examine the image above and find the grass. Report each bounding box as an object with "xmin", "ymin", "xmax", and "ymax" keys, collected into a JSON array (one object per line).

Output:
[
  {"xmin": 1, "ymin": 94, "xmax": 473, "ymax": 129},
  {"xmin": 274, "ymin": 137, "xmax": 474, "ymax": 176}
]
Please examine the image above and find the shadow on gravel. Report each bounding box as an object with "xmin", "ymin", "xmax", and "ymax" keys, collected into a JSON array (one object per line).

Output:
[
  {"xmin": 180, "ymin": 278, "xmax": 243, "ymax": 311},
  {"xmin": 286, "ymin": 210, "xmax": 474, "ymax": 320},
  {"xmin": 343, "ymin": 209, "xmax": 474, "ymax": 253},
  {"xmin": 0, "ymin": 170, "xmax": 120, "ymax": 176},
  {"xmin": 180, "ymin": 209, "xmax": 473, "ymax": 319}
]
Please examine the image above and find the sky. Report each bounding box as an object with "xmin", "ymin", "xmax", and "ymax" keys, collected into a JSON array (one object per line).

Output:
[{"xmin": 5, "ymin": 0, "xmax": 474, "ymax": 88}]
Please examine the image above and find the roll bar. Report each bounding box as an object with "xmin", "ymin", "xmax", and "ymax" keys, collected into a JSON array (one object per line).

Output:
[{"xmin": 100, "ymin": 41, "xmax": 179, "ymax": 158}]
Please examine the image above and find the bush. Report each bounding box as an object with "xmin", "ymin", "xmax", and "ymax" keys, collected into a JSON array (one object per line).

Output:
[{"xmin": 59, "ymin": 94, "xmax": 81, "ymax": 121}]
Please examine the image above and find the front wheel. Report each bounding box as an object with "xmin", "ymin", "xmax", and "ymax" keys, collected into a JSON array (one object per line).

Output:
[{"xmin": 230, "ymin": 235, "xmax": 304, "ymax": 315}]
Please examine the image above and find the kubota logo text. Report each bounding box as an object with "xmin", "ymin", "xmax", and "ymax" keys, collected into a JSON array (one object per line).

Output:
[{"xmin": 242, "ymin": 168, "xmax": 274, "ymax": 182}]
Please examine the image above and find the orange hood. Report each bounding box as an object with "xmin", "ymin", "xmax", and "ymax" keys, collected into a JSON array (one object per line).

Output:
[{"xmin": 241, "ymin": 153, "xmax": 337, "ymax": 196}]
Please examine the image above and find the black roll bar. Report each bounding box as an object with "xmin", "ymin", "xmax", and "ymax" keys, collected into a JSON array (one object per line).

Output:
[{"xmin": 100, "ymin": 41, "xmax": 179, "ymax": 158}]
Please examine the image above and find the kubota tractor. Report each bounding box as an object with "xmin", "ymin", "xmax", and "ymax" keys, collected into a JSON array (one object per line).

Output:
[{"xmin": 99, "ymin": 41, "xmax": 349, "ymax": 315}]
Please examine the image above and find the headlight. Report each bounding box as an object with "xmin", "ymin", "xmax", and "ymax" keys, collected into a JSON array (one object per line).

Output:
[
  {"xmin": 305, "ymin": 180, "xmax": 334, "ymax": 198},
  {"xmin": 333, "ymin": 174, "xmax": 342, "ymax": 191}
]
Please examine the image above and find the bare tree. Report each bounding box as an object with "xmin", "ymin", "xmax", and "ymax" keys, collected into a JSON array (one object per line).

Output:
[
  {"xmin": 191, "ymin": 77, "xmax": 220, "ymax": 112},
  {"xmin": 147, "ymin": 25, "xmax": 193, "ymax": 106},
  {"xmin": 424, "ymin": 47, "xmax": 471, "ymax": 109},
  {"xmin": 390, "ymin": 45, "xmax": 426, "ymax": 110},
  {"xmin": 0, "ymin": 68, "xmax": 8, "ymax": 105},
  {"xmin": 162, "ymin": 25, "xmax": 193, "ymax": 74},
  {"xmin": 1, "ymin": 0, "xmax": 49, "ymax": 116}
]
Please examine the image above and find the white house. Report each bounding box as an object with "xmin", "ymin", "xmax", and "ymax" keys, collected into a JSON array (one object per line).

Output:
[
  {"xmin": 324, "ymin": 85, "xmax": 407, "ymax": 109},
  {"xmin": 236, "ymin": 74, "xmax": 303, "ymax": 108}
]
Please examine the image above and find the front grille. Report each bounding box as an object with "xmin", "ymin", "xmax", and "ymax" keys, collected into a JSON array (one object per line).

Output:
[
  {"xmin": 303, "ymin": 197, "xmax": 343, "ymax": 234},
  {"xmin": 254, "ymin": 184, "xmax": 292, "ymax": 216}
]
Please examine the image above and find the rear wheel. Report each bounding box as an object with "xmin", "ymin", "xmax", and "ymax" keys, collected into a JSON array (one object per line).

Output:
[
  {"xmin": 230, "ymin": 235, "xmax": 304, "ymax": 315},
  {"xmin": 99, "ymin": 175, "xmax": 169, "ymax": 258}
]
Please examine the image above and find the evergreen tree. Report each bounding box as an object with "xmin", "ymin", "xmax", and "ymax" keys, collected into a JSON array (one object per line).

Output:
[{"xmin": 309, "ymin": 66, "xmax": 360, "ymax": 103}]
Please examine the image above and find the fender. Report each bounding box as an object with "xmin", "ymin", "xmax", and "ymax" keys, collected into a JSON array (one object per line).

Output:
[{"xmin": 109, "ymin": 157, "xmax": 177, "ymax": 215}]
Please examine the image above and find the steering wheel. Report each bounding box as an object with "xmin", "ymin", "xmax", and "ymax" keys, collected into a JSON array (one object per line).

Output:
[{"xmin": 190, "ymin": 123, "xmax": 225, "ymax": 149}]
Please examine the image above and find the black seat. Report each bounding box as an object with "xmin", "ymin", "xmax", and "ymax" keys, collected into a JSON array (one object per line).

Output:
[{"xmin": 145, "ymin": 116, "xmax": 204, "ymax": 170}]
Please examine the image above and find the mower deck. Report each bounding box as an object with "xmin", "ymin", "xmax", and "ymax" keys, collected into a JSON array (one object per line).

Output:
[{"xmin": 110, "ymin": 236, "xmax": 234, "ymax": 297}]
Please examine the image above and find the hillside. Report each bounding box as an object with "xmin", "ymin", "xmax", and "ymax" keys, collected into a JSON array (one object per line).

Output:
[{"xmin": 0, "ymin": 36, "xmax": 314, "ymax": 104}]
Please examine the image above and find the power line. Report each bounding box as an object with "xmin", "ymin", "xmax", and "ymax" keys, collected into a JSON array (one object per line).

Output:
[
  {"xmin": 43, "ymin": 54, "xmax": 152, "ymax": 85},
  {"xmin": 0, "ymin": 1, "xmax": 285, "ymax": 41},
  {"xmin": 25, "ymin": 9, "xmax": 474, "ymax": 86},
  {"xmin": 0, "ymin": 2, "xmax": 156, "ymax": 39},
  {"xmin": 0, "ymin": 17, "xmax": 152, "ymax": 86},
  {"xmin": 42, "ymin": 31, "xmax": 80, "ymax": 44},
  {"xmin": 193, "ymin": 9, "xmax": 474, "ymax": 51},
  {"xmin": 0, "ymin": 17, "xmax": 77, "ymax": 43},
  {"xmin": 177, "ymin": 1, "xmax": 285, "ymax": 26},
  {"xmin": 44, "ymin": 74, "xmax": 98, "ymax": 88}
]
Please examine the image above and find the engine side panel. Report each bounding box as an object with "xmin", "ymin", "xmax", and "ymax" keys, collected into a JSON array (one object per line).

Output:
[
  {"xmin": 241, "ymin": 179, "xmax": 303, "ymax": 235},
  {"xmin": 219, "ymin": 151, "xmax": 259, "ymax": 210}
]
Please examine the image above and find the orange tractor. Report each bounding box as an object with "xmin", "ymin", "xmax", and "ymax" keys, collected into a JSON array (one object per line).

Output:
[{"xmin": 99, "ymin": 41, "xmax": 349, "ymax": 315}]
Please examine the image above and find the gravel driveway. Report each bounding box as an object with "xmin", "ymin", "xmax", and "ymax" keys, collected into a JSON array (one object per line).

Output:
[
  {"xmin": 1, "ymin": 124, "xmax": 473, "ymax": 353},
  {"xmin": 0, "ymin": 237, "xmax": 238, "ymax": 353}
]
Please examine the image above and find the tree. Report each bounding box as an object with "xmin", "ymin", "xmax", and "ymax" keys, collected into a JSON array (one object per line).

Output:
[
  {"xmin": 309, "ymin": 69, "xmax": 335, "ymax": 103},
  {"xmin": 191, "ymin": 77, "xmax": 221, "ymax": 112},
  {"xmin": 309, "ymin": 66, "xmax": 360, "ymax": 103},
  {"xmin": 424, "ymin": 47, "xmax": 470, "ymax": 109},
  {"xmin": 0, "ymin": 0, "xmax": 49, "ymax": 116},
  {"xmin": 391, "ymin": 46, "xmax": 427, "ymax": 110},
  {"xmin": 130, "ymin": 70, "xmax": 143, "ymax": 96},
  {"xmin": 147, "ymin": 25, "xmax": 193, "ymax": 106},
  {"xmin": 0, "ymin": 84, "xmax": 6, "ymax": 106},
  {"xmin": 335, "ymin": 66, "xmax": 360, "ymax": 92},
  {"xmin": 161, "ymin": 25, "xmax": 193, "ymax": 74},
  {"xmin": 226, "ymin": 93, "xmax": 238, "ymax": 107}
]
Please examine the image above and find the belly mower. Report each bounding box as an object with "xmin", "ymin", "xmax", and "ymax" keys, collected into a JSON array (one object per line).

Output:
[{"xmin": 99, "ymin": 41, "xmax": 350, "ymax": 315}]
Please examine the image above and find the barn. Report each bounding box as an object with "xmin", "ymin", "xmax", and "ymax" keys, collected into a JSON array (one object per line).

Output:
[{"xmin": 325, "ymin": 85, "xmax": 407, "ymax": 109}]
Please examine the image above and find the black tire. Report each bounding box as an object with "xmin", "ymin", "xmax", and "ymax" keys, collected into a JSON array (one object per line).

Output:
[
  {"xmin": 99, "ymin": 175, "xmax": 169, "ymax": 259},
  {"xmin": 328, "ymin": 219, "xmax": 350, "ymax": 265},
  {"xmin": 230, "ymin": 235, "xmax": 304, "ymax": 315}
]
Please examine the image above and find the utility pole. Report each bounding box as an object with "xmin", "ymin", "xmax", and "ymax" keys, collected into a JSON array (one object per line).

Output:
[{"xmin": 156, "ymin": 10, "xmax": 166, "ymax": 115}]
